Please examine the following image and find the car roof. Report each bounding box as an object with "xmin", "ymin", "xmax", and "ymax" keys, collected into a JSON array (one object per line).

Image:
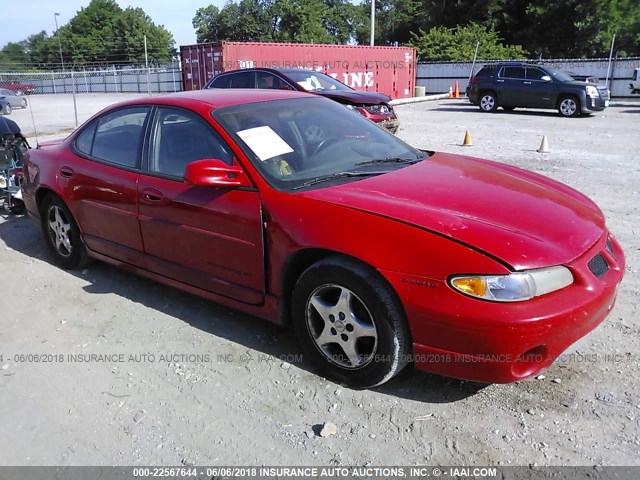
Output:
[
  {"xmin": 105, "ymin": 88, "xmax": 314, "ymax": 111},
  {"xmin": 217, "ymin": 67, "xmax": 330, "ymax": 76}
]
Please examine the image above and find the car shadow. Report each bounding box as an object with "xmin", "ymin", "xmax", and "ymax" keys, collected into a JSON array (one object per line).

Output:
[
  {"xmin": 434, "ymin": 105, "xmax": 595, "ymax": 118},
  {"xmin": 622, "ymin": 109, "xmax": 640, "ymax": 114},
  {"xmin": 0, "ymin": 214, "xmax": 487, "ymax": 403}
]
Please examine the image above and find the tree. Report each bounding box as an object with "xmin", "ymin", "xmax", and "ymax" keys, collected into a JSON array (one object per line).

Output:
[
  {"xmin": 1, "ymin": 0, "xmax": 175, "ymax": 68},
  {"xmin": 58, "ymin": 0, "xmax": 175, "ymax": 65},
  {"xmin": 193, "ymin": 0, "xmax": 363, "ymax": 44},
  {"xmin": 193, "ymin": 0, "xmax": 276, "ymax": 43},
  {"xmin": 410, "ymin": 23, "xmax": 528, "ymax": 60}
]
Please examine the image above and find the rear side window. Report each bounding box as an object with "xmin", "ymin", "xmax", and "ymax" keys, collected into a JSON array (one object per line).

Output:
[
  {"xmin": 476, "ymin": 66, "xmax": 499, "ymax": 77},
  {"xmin": 75, "ymin": 107, "xmax": 150, "ymax": 169},
  {"xmin": 500, "ymin": 67, "xmax": 525, "ymax": 79}
]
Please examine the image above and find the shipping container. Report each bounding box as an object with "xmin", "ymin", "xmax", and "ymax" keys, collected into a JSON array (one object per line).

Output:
[{"xmin": 180, "ymin": 42, "xmax": 416, "ymax": 99}]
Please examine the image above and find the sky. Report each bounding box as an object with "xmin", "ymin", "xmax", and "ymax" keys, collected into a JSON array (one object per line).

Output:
[{"xmin": 0, "ymin": 0, "xmax": 224, "ymax": 49}]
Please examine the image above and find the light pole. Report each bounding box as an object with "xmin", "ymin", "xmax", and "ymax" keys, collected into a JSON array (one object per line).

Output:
[
  {"xmin": 370, "ymin": 0, "xmax": 375, "ymax": 46},
  {"xmin": 54, "ymin": 12, "xmax": 65, "ymax": 71}
]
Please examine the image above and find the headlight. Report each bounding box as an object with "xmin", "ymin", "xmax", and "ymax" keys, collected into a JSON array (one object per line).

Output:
[
  {"xmin": 345, "ymin": 104, "xmax": 356, "ymax": 110},
  {"xmin": 449, "ymin": 266, "xmax": 573, "ymax": 302},
  {"xmin": 586, "ymin": 85, "xmax": 599, "ymax": 98}
]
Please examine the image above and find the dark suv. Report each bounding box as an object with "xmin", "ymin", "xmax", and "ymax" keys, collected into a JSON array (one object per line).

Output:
[
  {"xmin": 205, "ymin": 68, "xmax": 399, "ymax": 133},
  {"xmin": 467, "ymin": 62, "xmax": 610, "ymax": 117}
]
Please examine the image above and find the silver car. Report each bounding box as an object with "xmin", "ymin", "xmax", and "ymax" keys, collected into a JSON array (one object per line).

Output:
[{"xmin": 0, "ymin": 88, "xmax": 27, "ymax": 114}]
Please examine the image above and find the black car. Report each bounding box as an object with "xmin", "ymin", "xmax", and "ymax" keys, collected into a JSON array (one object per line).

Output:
[
  {"xmin": 205, "ymin": 68, "xmax": 399, "ymax": 133},
  {"xmin": 467, "ymin": 62, "xmax": 610, "ymax": 117}
]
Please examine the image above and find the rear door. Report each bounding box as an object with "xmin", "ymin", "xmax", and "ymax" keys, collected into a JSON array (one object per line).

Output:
[
  {"xmin": 137, "ymin": 106, "xmax": 265, "ymax": 304},
  {"xmin": 497, "ymin": 66, "xmax": 526, "ymax": 106},
  {"xmin": 63, "ymin": 106, "xmax": 151, "ymax": 266}
]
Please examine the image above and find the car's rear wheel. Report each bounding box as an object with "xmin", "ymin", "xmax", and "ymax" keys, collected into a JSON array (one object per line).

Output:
[
  {"xmin": 479, "ymin": 92, "xmax": 498, "ymax": 112},
  {"xmin": 41, "ymin": 195, "xmax": 90, "ymax": 269},
  {"xmin": 292, "ymin": 256, "xmax": 411, "ymax": 388},
  {"xmin": 558, "ymin": 96, "xmax": 580, "ymax": 117}
]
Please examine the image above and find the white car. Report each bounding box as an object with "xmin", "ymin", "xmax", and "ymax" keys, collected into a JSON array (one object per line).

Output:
[
  {"xmin": 0, "ymin": 88, "xmax": 28, "ymax": 113},
  {"xmin": 630, "ymin": 68, "xmax": 640, "ymax": 94}
]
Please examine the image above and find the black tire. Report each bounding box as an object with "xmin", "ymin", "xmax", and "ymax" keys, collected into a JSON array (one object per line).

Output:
[
  {"xmin": 478, "ymin": 92, "xmax": 498, "ymax": 112},
  {"xmin": 40, "ymin": 195, "xmax": 90, "ymax": 269},
  {"xmin": 21, "ymin": 98, "xmax": 27, "ymax": 109},
  {"xmin": 292, "ymin": 255, "xmax": 411, "ymax": 388},
  {"xmin": 558, "ymin": 96, "xmax": 580, "ymax": 117}
]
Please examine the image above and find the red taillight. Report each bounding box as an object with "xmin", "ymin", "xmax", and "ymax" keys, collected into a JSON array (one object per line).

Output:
[{"xmin": 470, "ymin": 77, "xmax": 478, "ymax": 85}]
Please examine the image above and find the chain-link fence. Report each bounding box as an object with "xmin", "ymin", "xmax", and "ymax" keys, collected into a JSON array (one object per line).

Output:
[
  {"xmin": 0, "ymin": 62, "xmax": 183, "ymax": 95},
  {"xmin": 0, "ymin": 62, "xmax": 184, "ymax": 138}
]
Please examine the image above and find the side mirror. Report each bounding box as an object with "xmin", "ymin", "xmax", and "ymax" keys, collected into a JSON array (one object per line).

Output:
[
  {"xmin": 541, "ymin": 75, "xmax": 552, "ymax": 82},
  {"xmin": 184, "ymin": 159, "xmax": 253, "ymax": 188}
]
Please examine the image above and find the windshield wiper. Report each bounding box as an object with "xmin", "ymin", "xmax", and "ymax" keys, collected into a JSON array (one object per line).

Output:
[
  {"xmin": 355, "ymin": 156, "xmax": 423, "ymax": 167},
  {"xmin": 293, "ymin": 171, "xmax": 385, "ymax": 190}
]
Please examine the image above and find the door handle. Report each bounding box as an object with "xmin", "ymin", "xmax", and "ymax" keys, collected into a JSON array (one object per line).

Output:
[
  {"xmin": 524, "ymin": 81, "xmax": 532, "ymax": 85},
  {"xmin": 142, "ymin": 188, "xmax": 163, "ymax": 202},
  {"xmin": 497, "ymin": 79, "xmax": 504, "ymax": 83},
  {"xmin": 59, "ymin": 166, "xmax": 74, "ymax": 178}
]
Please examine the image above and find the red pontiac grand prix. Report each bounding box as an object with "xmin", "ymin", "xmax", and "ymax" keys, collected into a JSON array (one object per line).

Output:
[{"xmin": 21, "ymin": 89, "xmax": 624, "ymax": 388}]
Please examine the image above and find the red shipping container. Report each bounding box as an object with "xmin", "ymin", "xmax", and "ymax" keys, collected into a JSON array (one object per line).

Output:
[{"xmin": 180, "ymin": 42, "xmax": 416, "ymax": 99}]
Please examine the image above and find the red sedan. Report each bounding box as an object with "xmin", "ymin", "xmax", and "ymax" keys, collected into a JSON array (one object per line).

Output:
[{"xmin": 21, "ymin": 90, "xmax": 624, "ymax": 388}]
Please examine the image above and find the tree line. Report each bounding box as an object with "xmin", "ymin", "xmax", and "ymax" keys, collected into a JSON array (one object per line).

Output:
[{"xmin": 1, "ymin": 0, "xmax": 638, "ymax": 69}]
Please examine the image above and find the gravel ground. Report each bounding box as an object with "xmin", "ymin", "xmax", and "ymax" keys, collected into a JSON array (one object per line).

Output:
[{"xmin": 0, "ymin": 97, "xmax": 639, "ymax": 467}]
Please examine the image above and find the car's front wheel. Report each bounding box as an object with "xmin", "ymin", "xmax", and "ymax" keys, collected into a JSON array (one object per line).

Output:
[
  {"xmin": 558, "ymin": 96, "xmax": 580, "ymax": 117},
  {"xmin": 479, "ymin": 92, "xmax": 498, "ymax": 112},
  {"xmin": 21, "ymin": 98, "xmax": 27, "ymax": 108},
  {"xmin": 40, "ymin": 195, "xmax": 90, "ymax": 269},
  {"xmin": 292, "ymin": 256, "xmax": 411, "ymax": 388},
  {"xmin": 4, "ymin": 104, "xmax": 11, "ymax": 115}
]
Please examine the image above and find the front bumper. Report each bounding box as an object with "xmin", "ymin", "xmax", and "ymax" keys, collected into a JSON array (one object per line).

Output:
[
  {"xmin": 582, "ymin": 95, "xmax": 609, "ymax": 113},
  {"xmin": 382, "ymin": 232, "xmax": 624, "ymax": 383}
]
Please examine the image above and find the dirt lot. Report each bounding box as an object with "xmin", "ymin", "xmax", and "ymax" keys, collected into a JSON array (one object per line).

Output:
[{"xmin": 1, "ymin": 96, "xmax": 639, "ymax": 467}]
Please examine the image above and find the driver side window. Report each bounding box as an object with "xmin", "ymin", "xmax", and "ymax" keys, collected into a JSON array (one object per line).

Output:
[{"xmin": 149, "ymin": 108, "xmax": 233, "ymax": 179}]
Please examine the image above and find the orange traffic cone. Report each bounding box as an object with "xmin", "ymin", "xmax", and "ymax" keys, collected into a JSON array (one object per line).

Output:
[
  {"xmin": 454, "ymin": 81, "xmax": 460, "ymax": 99},
  {"xmin": 462, "ymin": 129, "xmax": 473, "ymax": 146}
]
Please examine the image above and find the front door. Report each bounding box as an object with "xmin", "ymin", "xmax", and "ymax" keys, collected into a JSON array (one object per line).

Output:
[
  {"xmin": 137, "ymin": 106, "xmax": 265, "ymax": 304},
  {"xmin": 524, "ymin": 67, "xmax": 555, "ymax": 109}
]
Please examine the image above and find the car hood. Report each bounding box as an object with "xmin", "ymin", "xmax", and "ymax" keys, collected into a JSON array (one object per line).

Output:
[
  {"xmin": 318, "ymin": 90, "xmax": 392, "ymax": 105},
  {"xmin": 297, "ymin": 152, "xmax": 605, "ymax": 270}
]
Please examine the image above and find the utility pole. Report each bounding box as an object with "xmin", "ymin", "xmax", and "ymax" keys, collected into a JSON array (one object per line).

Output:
[{"xmin": 54, "ymin": 12, "xmax": 65, "ymax": 71}]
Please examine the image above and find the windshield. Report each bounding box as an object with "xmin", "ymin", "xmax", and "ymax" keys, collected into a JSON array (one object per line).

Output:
[
  {"xmin": 212, "ymin": 97, "xmax": 427, "ymax": 191},
  {"xmin": 284, "ymin": 71, "xmax": 352, "ymax": 92},
  {"xmin": 544, "ymin": 66, "xmax": 575, "ymax": 82}
]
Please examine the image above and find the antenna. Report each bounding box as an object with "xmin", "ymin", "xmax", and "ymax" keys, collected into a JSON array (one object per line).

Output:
[{"xmin": 27, "ymin": 97, "xmax": 39, "ymax": 148}]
